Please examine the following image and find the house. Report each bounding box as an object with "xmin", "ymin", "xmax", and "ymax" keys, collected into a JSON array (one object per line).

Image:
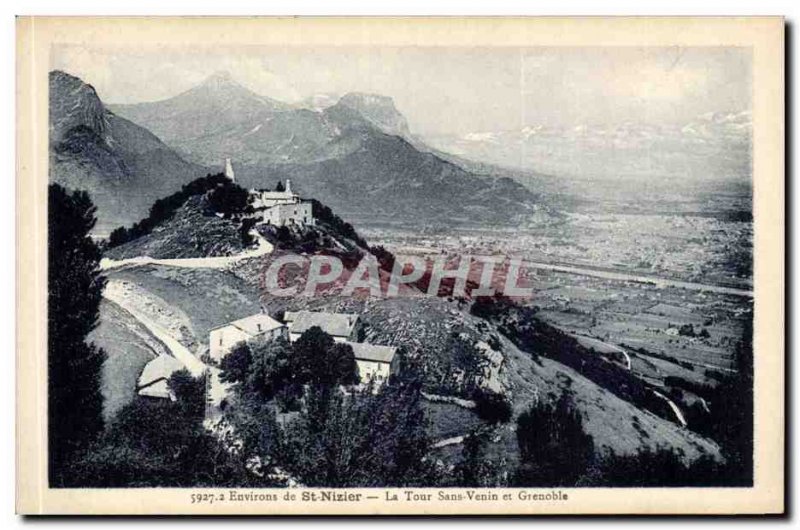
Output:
[
  {"xmin": 344, "ymin": 341, "xmax": 400, "ymax": 385},
  {"xmin": 284, "ymin": 310, "xmax": 360, "ymax": 343},
  {"xmin": 137, "ymin": 354, "xmax": 186, "ymax": 400},
  {"xmin": 262, "ymin": 201, "xmax": 314, "ymax": 227},
  {"xmin": 252, "ymin": 179, "xmax": 300, "ymax": 209},
  {"xmin": 222, "ymin": 159, "xmax": 316, "ymax": 226},
  {"xmin": 209, "ymin": 312, "xmax": 288, "ymax": 362},
  {"xmin": 252, "ymin": 179, "xmax": 316, "ymax": 227}
]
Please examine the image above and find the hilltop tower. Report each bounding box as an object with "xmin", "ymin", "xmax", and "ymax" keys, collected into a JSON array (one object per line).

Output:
[{"xmin": 224, "ymin": 158, "xmax": 235, "ymax": 183}]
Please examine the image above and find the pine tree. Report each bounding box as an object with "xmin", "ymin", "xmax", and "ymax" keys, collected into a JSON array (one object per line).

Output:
[
  {"xmin": 48, "ymin": 184, "xmax": 107, "ymax": 486},
  {"xmin": 514, "ymin": 393, "xmax": 595, "ymax": 486}
]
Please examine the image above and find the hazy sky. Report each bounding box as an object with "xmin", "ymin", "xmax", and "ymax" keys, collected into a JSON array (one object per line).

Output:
[{"xmin": 53, "ymin": 45, "xmax": 751, "ymax": 137}]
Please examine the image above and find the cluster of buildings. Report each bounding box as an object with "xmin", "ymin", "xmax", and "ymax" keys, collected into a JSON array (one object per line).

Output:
[
  {"xmin": 208, "ymin": 309, "xmax": 399, "ymax": 385},
  {"xmin": 138, "ymin": 309, "xmax": 399, "ymax": 400},
  {"xmin": 225, "ymin": 157, "xmax": 315, "ymax": 228},
  {"xmin": 136, "ymin": 160, "xmax": 394, "ymax": 400}
]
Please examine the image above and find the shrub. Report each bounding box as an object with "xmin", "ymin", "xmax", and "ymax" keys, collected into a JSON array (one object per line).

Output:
[
  {"xmin": 472, "ymin": 388, "xmax": 513, "ymax": 423},
  {"xmin": 514, "ymin": 394, "xmax": 594, "ymax": 487}
]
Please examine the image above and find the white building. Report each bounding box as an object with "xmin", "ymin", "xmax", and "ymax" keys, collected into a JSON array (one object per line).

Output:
[
  {"xmin": 263, "ymin": 201, "xmax": 314, "ymax": 227},
  {"xmin": 284, "ymin": 310, "xmax": 359, "ymax": 343},
  {"xmin": 252, "ymin": 179, "xmax": 299, "ymax": 209},
  {"xmin": 344, "ymin": 341, "xmax": 399, "ymax": 385},
  {"xmin": 249, "ymin": 179, "xmax": 316, "ymax": 227},
  {"xmin": 209, "ymin": 312, "xmax": 287, "ymax": 362}
]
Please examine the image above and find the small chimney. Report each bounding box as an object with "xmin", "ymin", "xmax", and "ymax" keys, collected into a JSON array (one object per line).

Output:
[
  {"xmin": 285, "ymin": 179, "xmax": 292, "ymax": 194},
  {"xmin": 224, "ymin": 158, "xmax": 235, "ymax": 183}
]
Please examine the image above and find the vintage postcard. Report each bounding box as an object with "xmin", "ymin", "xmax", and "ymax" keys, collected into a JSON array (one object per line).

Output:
[{"xmin": 16, "ymin": 17, "xmax": 784, "ymax": 515}]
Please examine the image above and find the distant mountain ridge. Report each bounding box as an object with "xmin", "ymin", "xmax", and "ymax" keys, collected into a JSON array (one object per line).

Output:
[
  {"xmin": 49, "ymin": 70, "xmax": 206, "ymax": 233},
  {"xmin": 425, "ymin": 112, "xmax": 752, "ymax": 183},
  {"xmin": 109, "ymin": 72, "xmax": 548, "ymax": 227}
]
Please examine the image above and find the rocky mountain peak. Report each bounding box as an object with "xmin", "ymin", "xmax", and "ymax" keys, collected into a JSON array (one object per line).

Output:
[
  {"xmin": 198, "ymin": 70, "xmax": 239, "ymax": 90},
  {"xmin": 49, "ymin": 70, "xmax": 108, "ymax": 143},
  {"xmin": 337, "ymin": 92, "xmax": 410, "ymax": 137}
]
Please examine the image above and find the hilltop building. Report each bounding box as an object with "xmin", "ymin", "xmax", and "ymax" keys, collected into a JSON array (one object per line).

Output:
[
  {"xmin": 223, "ymin": 158, "xmax": 316, "ymax": 227},
  {"xmin": 252, "ymin": 179, "xmax": 298, "ymax": 209},
  {"xmin": 252, "ymin": 179, "xmax": 315, "ymax": 227},
  {"xmin": 224, "ymin": 157, "xmax": 236, "ymax": 183}
]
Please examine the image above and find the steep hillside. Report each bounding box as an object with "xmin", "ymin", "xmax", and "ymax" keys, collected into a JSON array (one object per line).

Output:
[
  {"xmin": 110, "ymin": 72, "xmax": 335, "ymax": 166},
  {"xmin": 49, "ymin": 71, "xmax": 206, "ymax": 233},
  {"xmin": 103, "ymin": 195, "xmax": 248, "ymax": 260},
  {"xmin": 252, "ymin": 133, "xmax": 545, "ymax": 225},
  {"xmin": 250, "ymin": 292, "xmax": 722, "ymax": 466}
]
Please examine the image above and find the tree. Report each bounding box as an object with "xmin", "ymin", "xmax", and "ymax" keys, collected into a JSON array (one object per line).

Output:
[
  {"xmin": 219, "ymin": 342, "xmax": 253, "ymax": 386},
  {"xmin": 245, "ymin": 337, "xmax": 296, "ymax": 403},
  {"xmin": 453, "ymin": 426, "xmax": 500, "ymax": 486},
  {"xmin": 207, "ymin": 182, "xmax": 250, "ymax": 215},
  {"xmin": 168, "ymin": 368, "xmax": 207, "ymax": 420},
  {"xmin": 514, "ymin": 394, "xmax": 595, "ymax": 486},
  {"xmin": 72, "ymin": 392, "xmax": 255, "ymax": 488},
  {"xmin": 47, "ymin": 184, "xmax": 107, "ymax": 486},
  {"xmin": 279, "ymin": 377, "xmax": 435, "ymax": 487},
  {"xmin": 240, "ymin": 217, "xmax": 257, "ymax": 246},
  {"xmin": 275, "ymin": 181, "xmax": 285, "ymax": 192},
  {"xmin": 292, "ymin": 327, "xmax": 358, "ymax": 386},
  {"xmin": 472, "ymin": 388, "xmax": 513, "ymax": 424}
]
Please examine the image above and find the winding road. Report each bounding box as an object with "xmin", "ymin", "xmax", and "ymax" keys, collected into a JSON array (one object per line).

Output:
[
  {"xmin": 100, "ymin": 230, "xmax": 273, "ymax": 271},
  {"xmin": 571, "ymin": 334, "xmax": 632, "ymax": 370},
  {"xmin": 566, "ymin": 331, "xmax": 688, "ymax": 427}
]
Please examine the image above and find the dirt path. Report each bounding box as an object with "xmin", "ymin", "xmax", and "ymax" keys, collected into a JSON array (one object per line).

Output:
[
  {"xmin": 100, "ymin": 230, "xmax": 273, "ymax": 271},
  {"xmin": 571, "ymin": 334, "xmax": 632, "ymax": 370},
  {"xmin": 432, "ymin": 435, "xmax": 465, "ymax": 449},
  {"xmin": 652, "ymin": 390, "xmax": 688, "ymax": 427},
  {"xmin": 103, "ymin": 280, "xmax": 206, "ymax": 377}
]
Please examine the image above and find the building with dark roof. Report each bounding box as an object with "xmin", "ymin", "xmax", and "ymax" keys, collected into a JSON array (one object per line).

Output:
[{"xmin": 284, "ymin": 310, "xmax": 359, "ymax": 343}]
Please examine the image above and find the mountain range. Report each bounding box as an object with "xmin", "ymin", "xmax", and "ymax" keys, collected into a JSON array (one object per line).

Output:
[
  {"xmin": 425, "ymin": 112, "xmax": 752, "ymax": 183},
  {"xmin": 49, "ymin": 71, "xmax": 206, "ymax": 233},
  {"xmin": 108, "ymin": 72, "xmax": 545, "ymax": 226}
]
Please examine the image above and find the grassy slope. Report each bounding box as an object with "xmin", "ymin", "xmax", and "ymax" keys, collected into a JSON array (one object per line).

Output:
[
  {"xmin": 500, "ymin": 334, "xmax": 721, "ymax": 464},
  {"xmin": 104, "ymin": 196, "xmax": 246, "ymax": 260},
  {"xmin": 91, "ymin": 299, "xmax": 160, "ymax": 423},
  {"xmin": 107, "ymin": 265, "xmax": 262, "ymax": 342}
]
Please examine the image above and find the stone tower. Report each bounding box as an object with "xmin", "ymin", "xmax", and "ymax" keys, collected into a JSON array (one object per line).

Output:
[
  {"xmin": 285, "ymin": 179, "xmax": 292, "ymax": 194},
  {"xmin": 224, "ymin": 158, "xmax": 235, "ymax": 183}
]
